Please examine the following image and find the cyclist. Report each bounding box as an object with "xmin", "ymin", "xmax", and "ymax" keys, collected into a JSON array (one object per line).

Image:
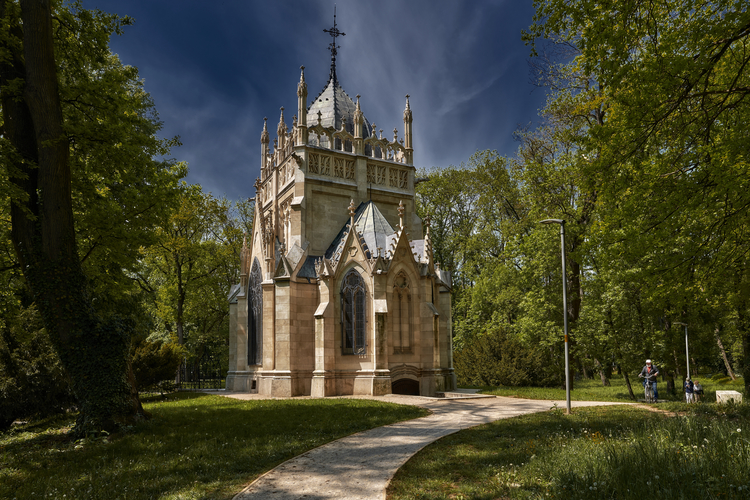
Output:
[{"xmin": 639, "ymin": 359, "xmax": 659, "ymax": 401}]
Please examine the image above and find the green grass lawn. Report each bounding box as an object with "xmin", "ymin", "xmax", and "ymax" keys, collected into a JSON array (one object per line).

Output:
[
  {"xmin": 0, "ymin": 392, "xmax": 427, "ymax": 500},
  {"xmin": 475, "ymin": 374, "xmax": 745, "ymax": 403},
  {"xmin": 387, "ymin": 404, "xmax": 750, "ymax": 500}
]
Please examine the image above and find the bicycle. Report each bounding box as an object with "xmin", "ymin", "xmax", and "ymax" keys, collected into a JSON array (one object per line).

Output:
[{"xmin": 639, "ymin": 374, "xmax": 656, "ymax": 403}]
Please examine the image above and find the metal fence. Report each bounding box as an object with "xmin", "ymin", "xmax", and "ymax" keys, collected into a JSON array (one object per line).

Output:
[{"xmin": 177, "ymin": 353, "xmax": 225, "ymax": 390}]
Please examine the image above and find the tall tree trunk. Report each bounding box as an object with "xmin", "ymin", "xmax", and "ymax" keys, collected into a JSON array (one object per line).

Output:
[
  {"xmin": 715, "ymin": 326, "xmax": 737, "ymax": 380},
  {"xmin": 2, "ymin": 0, "xmax": 144, "ymax": 435}
]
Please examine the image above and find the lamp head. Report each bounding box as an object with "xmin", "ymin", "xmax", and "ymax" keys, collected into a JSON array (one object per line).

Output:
[{"xmin": 540, "ymin": 219, "xmax": 565, "ymax": 225}]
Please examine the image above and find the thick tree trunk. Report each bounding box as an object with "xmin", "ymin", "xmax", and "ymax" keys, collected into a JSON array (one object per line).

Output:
[
  {"xmin": 2, "ymin": 0, "xmax": 144, "ymax": 435},
  {"xmin": 715, "ymin": 326, "xmax": 737, "ymax": 380}
]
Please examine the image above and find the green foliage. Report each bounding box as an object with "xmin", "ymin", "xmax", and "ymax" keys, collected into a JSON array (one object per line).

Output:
[
  {"xmin": 0, "ymin": 305, "xmax": 75, "ymax": 432},
  {"xmin": 454, "ymin": 326, "xmax": 560, "ymax": 388},
  {"xmin": 136, "ymin": 189, "xmax": 249, "ymax": 370},
  {"xmin": 130, "ymin": 338, "xmax": 184, "ymax": 391},
  {"xmin": 425, "ymin": 1, "xmax": 750, "ymax": 394},
  {"xmin": 1, "ymin": 1, "xmax": 185, "ymax": 434},
  {"xmin": 0, "ymin": 393, "xmax": 427, "ymax": 499}
]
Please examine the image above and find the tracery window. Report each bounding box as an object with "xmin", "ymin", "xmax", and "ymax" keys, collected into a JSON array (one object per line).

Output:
[
  {"xmin": 393, "ymin": 272, "xmax": 412, "ymax": 354},
  {"xmin": 341, "ymin": 269, "xmax": 366, "ymax": 355},
  {"xmin": 248, "ymin": 258, "xmax": 263, "ymax": 365}
]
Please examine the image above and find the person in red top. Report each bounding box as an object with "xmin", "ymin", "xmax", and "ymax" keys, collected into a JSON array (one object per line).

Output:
[{"xmin": 639, "ymin": 359, "xmax": 659, "ymax": 400}]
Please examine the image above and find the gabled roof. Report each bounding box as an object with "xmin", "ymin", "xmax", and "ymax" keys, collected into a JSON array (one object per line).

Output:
[{"xmin": 325, "ymin": 201, "xmax": 395, "ymax": 264}]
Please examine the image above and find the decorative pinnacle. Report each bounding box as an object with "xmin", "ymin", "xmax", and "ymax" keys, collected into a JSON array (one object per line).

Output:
[
  {"xmin": 404, "ymin": 94, "xmax": 413, "ymax": 123},
  {"xmin": 324, "ymin": 6, "xmax": 345, "ymax": 83},
  {"xmin": 261, "ymin": 117, "xmax": 269, "ymax": 144},
  {"xmin": 298, "ymin": 65, "xmax": 307, "ymax": 97},
  {"xmin": 398, "ymin": 200, "xmax": 405, "ymax": 229}
]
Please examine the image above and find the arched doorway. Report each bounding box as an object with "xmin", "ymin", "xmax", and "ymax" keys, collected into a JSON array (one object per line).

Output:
[{"xmin": 391, "ymin": 377, "xmax": 420, "ymax": 395}]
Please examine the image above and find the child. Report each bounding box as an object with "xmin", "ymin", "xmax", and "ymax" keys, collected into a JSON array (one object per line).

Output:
[
  {"xmin": 693, "ymin": 380, "xmax": 703, "ymax": 402},
  {"xmin": 684, "ymin": 377, "xmax": 695, "ymax": 403}
]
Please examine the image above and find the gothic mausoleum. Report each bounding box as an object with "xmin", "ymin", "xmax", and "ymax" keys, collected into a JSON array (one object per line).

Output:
[{"xmin": 226, "ymin": 19, "xmax": 454, "ymax": 397}]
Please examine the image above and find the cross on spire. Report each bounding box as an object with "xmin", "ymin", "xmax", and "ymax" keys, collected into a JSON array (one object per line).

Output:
[{"xmin": 323, "ymin": 6, "xmax": 345, "ymax": 83}]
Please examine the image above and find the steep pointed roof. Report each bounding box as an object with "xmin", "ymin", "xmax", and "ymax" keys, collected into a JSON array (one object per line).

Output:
[
  {"xmin": 325, "ymin": 201, "xmax": 395, "ymax": 263},
  {"xmin": 307, "ymin": 76, "xmax": 372, "ymax": 138}
]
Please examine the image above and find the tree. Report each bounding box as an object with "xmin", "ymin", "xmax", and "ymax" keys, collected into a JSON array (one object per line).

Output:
[
  {"xmin": 136, "ymin": 189, "xmax": 249, "ymax": 377},
  {"xmin": 527, "ymin": 0, "xmax": 750, "ymax": 394},
  {"xmin": 0, "ymin": 0, "xmax": 183, "ymax": 434}
]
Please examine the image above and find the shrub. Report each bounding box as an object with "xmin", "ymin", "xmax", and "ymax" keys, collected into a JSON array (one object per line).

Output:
[
  {"xmin": 454, "ymin": 326, "xmax": 559, "ymax": 387},
  {"xmin": 0, "ymin": 306, "xmax": 76, "ymax": 432},
  {"xmin": 130, "ymin": 338, "xmax": 184, "ymax": 391}
]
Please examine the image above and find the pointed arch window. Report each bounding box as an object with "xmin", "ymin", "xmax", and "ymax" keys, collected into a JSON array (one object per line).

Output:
[
  {"xmin": 393, "ymin": 272, "xmax": 412, "ymax": 354},
  {"xmin": 341, "ymin": 269, "xmax": 366, "ymax": 355},
  {"xmin": 248, "ymin": 258, "xmax": 263, "ymax": 365}
]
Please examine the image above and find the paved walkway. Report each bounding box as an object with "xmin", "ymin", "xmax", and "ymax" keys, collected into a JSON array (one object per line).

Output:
[{"xmin": 224, "ymin": 393, "xmax": 628, "ymax": 500}]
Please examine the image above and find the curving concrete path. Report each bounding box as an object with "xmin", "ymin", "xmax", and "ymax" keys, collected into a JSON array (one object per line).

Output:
[{"xmin": 224, "ymin": 393, "xmax": 628, "ymax": 500}]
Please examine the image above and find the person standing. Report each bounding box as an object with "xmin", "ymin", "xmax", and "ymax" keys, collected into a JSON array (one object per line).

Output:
[
  {"xmin": 639, "ymin": 359, "xmax": 660, "ymax": 400},
  {"xmin": 684, "ymin": 376, "xmax": 695, "ymax": 403},
  {"xmin": 693, "ymin": 380, "xmax": 704, "ymax": 402}
]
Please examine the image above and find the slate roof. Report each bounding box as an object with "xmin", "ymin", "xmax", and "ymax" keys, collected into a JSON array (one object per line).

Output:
[
  {"xmin": 307, "ymin": 76, "xmax": 372, "ymax": 138},
  {"xmin": 298, "ymin": 256, "xmax": 319, "ymax": 280},
  {"xmin": 325, "ymin": 201, "xmax": 395, "ymax": 264}
]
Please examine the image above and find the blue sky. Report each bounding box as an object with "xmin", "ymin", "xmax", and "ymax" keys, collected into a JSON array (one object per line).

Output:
[{"xmin": 80, "ymin": 0, "xmax": 548, "ymax": 200}]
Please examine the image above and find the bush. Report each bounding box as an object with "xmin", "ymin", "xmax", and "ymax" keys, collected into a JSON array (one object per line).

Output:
[
  {"xmin": 130, "ymin": 338, "xmax": 184, "ymax": 391},
  {"xmin": 454, "ymin": 326, "xmax": 560, "ymax": 387},
  {"xmin": 0, "ymin": 306, "xmax": 76, "ymax": 432}
]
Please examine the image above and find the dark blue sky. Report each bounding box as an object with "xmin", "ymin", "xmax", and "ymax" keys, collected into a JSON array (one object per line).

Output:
[{"xmin": 80, "ymin": 0, "xmax": 548, "ymax": 200}]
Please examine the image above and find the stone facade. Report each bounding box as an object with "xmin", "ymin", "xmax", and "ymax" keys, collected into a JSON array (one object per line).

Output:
[{"xmin": 226, "ymin": 57, "xmax": 454, "ymax": 397}]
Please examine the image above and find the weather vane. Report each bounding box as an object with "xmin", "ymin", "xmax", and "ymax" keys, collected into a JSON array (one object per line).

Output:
[{"xmin": 324, "ymin": 5, "xmax": 345, "ymax": 82}]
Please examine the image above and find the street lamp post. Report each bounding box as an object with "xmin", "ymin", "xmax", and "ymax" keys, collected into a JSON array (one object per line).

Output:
[
  {"xmin": 674, "ymin": 322, "xmax": 689, "ymax": 379},
  {"xmin": 540, "ymin": 219, "xmax": 571, "ymax": 414}
]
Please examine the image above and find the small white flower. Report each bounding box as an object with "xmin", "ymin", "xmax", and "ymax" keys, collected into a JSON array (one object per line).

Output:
[{"xmin": 738, "ymin": 428, "xmax": 742, "ymax": 432}]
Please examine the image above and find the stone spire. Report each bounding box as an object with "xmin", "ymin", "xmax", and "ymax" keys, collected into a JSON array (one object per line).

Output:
[
  {"xmin": 354, "ymin": 95, "xmax": 363, "ymax": 138},
  {"xmin": 398, "ymin": 200, "xmax": 405, "ymax": 230},
  {"xmin": 260, "ymin": 117, "xmax": 269, "ymax": 175},
  {"xmin": 297, "ymin": 66, "xmax": 308, "ymax": 145},
  {"xmin": 403, "ymin": 95, "xmax": 413, "ymax": 164},
  {"xmin": 277, "ymin": 107, "xmax": 287, "ymax": 151}
]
